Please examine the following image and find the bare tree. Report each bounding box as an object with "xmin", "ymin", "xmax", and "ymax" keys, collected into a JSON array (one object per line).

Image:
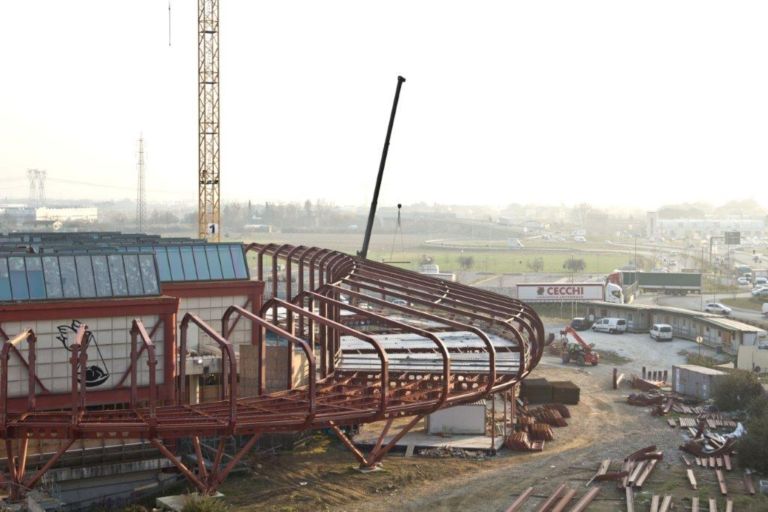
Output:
[{"xmin": 563, "ymin": 258, "xmax": 586, "ymax": 273}]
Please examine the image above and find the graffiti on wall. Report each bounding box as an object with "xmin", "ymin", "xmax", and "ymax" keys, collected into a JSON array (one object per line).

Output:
[{"xmin": 55, "ymin": 320, "xmax": 110, "ymax": 387}]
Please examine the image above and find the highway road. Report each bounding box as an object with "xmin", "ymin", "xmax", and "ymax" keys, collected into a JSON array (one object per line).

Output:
[{"xmin": 635, "ymin": 291, "xmax": 767, "ymax": 326}]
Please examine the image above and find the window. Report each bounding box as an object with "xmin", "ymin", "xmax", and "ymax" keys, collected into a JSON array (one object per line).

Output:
[
  {"xmin": 75, "ymin": 255, "xmax": 96, "ymax": 298},
  {"xmin": 167, "ymin": 247, "xmax": 185, "ymax": 281},
  {"xmin": 193, "ymin": 246, "xmax": 210, "ymax": 280},
  {"xmin": 154, "ymin": 247, "xmax": 172, "ymax": 281},
  {"xmin": 0, "ymin": 259, "xmax": 11, "ymax": 300},
  {"xmin": 60, "ymin": 256, "xmax": 80, "ymax": 298},
  {"xmin": 219, "ymin": 245, "xmax": 235, "ymax": 279},
  {"xmin": 123, "ymin": 254, "xmax": 144, "ymax": 295},
  {"xmin": 180, "ymin": 246, "xmax": 197, "ymax": 281},
  {"xmin": 231, "ymin": 245, "xmax": 248, "ymax": 279},
  {"xmin": 43, "ymin": 256, "xmax": 63, "ymax": 299},
  {"xmin": 139, "ymin": 254, "xmax": 159, "ymax": 294},
  {"xmin": 8, "ymin": 257, "xmax": 29, "ymax": 300},
  {"xmin": 206, "ymin": 246, "xmax": 223, "ymax": 279},
  {"xmin": 108, "ymin": 254, "xmax": 128, "ymax": 296},
  {"xmin": 26, "ymin": 257, "xmax": 46, "ymax": 300},
  {"xmin": 92, "ymin": 255, "xmax": 112, "ymax": 297}
]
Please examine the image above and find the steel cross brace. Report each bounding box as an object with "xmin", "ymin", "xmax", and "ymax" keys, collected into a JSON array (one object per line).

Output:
[{"xmin": 329, "ymin": 414, "xmax": 424, "ymax": 469}]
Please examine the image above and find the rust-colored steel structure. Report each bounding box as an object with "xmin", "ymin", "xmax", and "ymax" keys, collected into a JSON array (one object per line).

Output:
[{"xmin": 0, "ymin": 244, "xmax": 543, "ymax": 498}]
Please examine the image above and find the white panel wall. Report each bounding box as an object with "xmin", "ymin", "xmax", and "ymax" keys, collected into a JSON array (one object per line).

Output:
[
  {"xmin": 2, "ymin": 315, "xmax": 163, "ymax": 398},
  {"xmin": 178, "ymin": 295, "xmax": 250, "ymax": 354}
]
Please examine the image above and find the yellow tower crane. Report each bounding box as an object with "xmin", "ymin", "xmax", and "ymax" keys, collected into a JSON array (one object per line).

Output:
[{"xmin": 197, "ymin": 0, "xmax": 220, "ymax": 241}]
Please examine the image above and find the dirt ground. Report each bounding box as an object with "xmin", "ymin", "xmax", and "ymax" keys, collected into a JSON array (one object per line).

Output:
[{"xmin": 220, "ymin": 322, "xmax": 768, "ymax": 512}]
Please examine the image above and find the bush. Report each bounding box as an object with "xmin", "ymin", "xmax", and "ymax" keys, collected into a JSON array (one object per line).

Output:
[
  {"xmin": 738, "ymin": 411, "xmax": 768, "ymax": 473},
  {"xmin": 712, "ymin": 370, "xmax": 764, "ymax": 411},
  {"xmin": 181, "ymin": 496, "xmax": 230, "ymax": 512}
]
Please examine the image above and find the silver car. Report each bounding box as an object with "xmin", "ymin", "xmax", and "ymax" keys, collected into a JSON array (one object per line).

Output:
[{"xmin": 704, "ymin": 303, "xmax": 732, "ymax": 315}]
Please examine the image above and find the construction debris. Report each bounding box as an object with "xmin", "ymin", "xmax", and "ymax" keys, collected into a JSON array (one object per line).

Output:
[
  {"xmin": 687, "ymin": 468, "xmax": 698, "ymax": 490},
  {"xmin": 535, "ymin": 483, "xmax": 566, "ymax": 512},
  {"xmin": 504, "ymin": 486, "xmax": 534, "ymax": 512},
  {"xmin": 504, "ymin": 432, "xmax": 544, "ymax": 452},
  {"xmin": 568, "ymin": 486, "xmax": 601, "ymax": 512},
  {"xmin": 529, "ymin": 406, "xmax": 568, "ymax": 427},
  {"xmin": 529, "ymin": 423, "xmax": 555, "ymax": 442},
  {"xmin": 417, "ymin": 447, "xmax": 486, "ymax": 459},
  {"xmin": 743, "ymin": 472, "xmax": 756, "ymax": 495}
]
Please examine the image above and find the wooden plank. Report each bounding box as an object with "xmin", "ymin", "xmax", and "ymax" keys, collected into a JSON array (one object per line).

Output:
[
  {"xmin": 687, "ymin": 469, "xmax": 697, "ymax": 490},
  {"xmin": 650, "ymin": 495, "xmax": 660, "ymax": 512},
  {"xmin": 568, "ymin": 486, "xmax": 601, "ymax": 512},
  {"xmin": 681, "ymin": 454, "xmax": 692, "ymax": 467},
  {"xmin": 627, "ymin": 460, "xmax": 646, "ymax": 486},
  {"xmin": 695, "ymin": 457, "xmax": 702, "ymax": 467},
  {"xmin": 658, "ymin": 495, "xmax": 672, "ymax": 512},
  {"xmin": 635, "ymin": 459, "xmax": 658, "ymax": 488},
  {"xmin": 667, "ymin": 419, "xmax": 676, "ymax": 428},
  {"xmin": 625, "ymin": 486, "xmax": 635, "ymax": 512},
  {"xmin": 743, "ymin": 472, "xmax": 756, "ymax": 495},
  {"xmin": 404, "ymin": 444, "xmax": 415, "ymax": 457},
  {"xmin": 715, "ymin": 469, "xmax": 727, "ymax": 495},
  {"xmin": 709, "ymin": 456, "xmax": 716, "ymax": 469},
  {"xmin": 504, "ymin": 486, "xmax": 534, "ymax": 512},
  {"xmin": 723, "ymin": 454, "xmax": 732, "ymax": 471},
  {"xmin": 618, "ymin": 460, "xmax": 632, "ymax": 489},
  {"xmin": 586, "ymin": 459, "xmax": 611, "ymax": 487},
  {"xmin": 709, "ymin": 498, "xmax": 718, "ymax": 512},
  {"xmin": 716, "ymin": 457, "xmax": 723, "ymax": 469},
  {"xmin": 534, "ymin": 483, "xmax": 566, "ymax": 512},
  {"xmin": 725, "ymin": 499, "xmax": 733, "ymax": 512},
  {"xmin": 691, "ymin": 496, "xmax": 699, "ymax": 512},
  {"xmin": 549, "ymin": 487, "xmax": 576, "ymax": 512}
]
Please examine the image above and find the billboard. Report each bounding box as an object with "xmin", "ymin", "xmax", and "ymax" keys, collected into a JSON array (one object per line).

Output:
[{"xmin": 517, "ymin": 283, "xmax": 605, "ymax": 302}]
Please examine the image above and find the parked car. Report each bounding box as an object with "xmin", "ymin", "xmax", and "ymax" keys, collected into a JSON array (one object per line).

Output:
[
  {"xmin": 649, "ymin": 323, "xmax": 673, "ymax": 341},
  {"xmin": 737, "ymin": 276, "xmax": 750, "ymax": 285},
  {"xmin": 752, "ymin": 287, "xmax": 768, "ymax": 297},
  {"xmin": 755, "ymin": 277, "xmax": 768, "ymax": 287},
  {"xmin": 591, "ymin": 317, "xmax": 627, "ymax": 334},
  {"xmin": 570, "ymin": 317, "xmax": 593, "ymax": 331},
  {"xmin": 704, "ymin": 303, "xmax": 732, "ymax": 315}
]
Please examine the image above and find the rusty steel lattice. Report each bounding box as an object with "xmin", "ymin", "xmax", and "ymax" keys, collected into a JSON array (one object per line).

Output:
[{"xmin": 0, "ymin": 245, "xmax": 544, "ymax": 497}]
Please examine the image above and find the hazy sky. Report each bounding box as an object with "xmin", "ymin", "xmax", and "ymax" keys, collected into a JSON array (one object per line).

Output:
[{"xmin": 2, "ymin": 1, "xmax": 767, "ymax": 209}]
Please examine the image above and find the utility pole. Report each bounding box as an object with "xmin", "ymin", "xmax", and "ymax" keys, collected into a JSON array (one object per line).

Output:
[
  {"xmin": 198, "ymin": 0, "xmax": 220, "ymax": 241},
  {"xmin": 136, "ymin": 137, "xmax": 146, "ymax": 232}
]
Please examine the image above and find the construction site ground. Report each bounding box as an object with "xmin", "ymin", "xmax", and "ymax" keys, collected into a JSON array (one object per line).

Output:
[{"xmin": 219, "ymin": 322, "xmax": 768, "ymax": 512}]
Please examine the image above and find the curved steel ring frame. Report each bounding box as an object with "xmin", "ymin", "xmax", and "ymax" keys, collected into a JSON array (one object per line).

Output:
[{"xmin": 0, "ymin": 244, "xmax": 544, "ymax": 497}]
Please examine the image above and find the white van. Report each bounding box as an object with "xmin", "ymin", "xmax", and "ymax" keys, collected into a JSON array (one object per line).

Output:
[
  {"xmin": 591, "ymin": 317, "xmax": 627, "ymax": 334},
  {"xmin": 649, "ymin": 323, "xmax": 673, "ymax": 341}
]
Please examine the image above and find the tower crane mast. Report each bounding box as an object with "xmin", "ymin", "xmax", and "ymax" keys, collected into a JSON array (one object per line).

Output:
[{"xmin": 198, "ymin": 0, "xmax": 221, "ymax": 241}]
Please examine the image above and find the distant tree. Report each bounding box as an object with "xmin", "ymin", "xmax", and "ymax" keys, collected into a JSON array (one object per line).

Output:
[
  {"xmin": 458, "ymin": 255, "xmax": 475, "ymax": 270},
  {"xmin": 563, "ymin": 258, "xmax": 586, "ymax": 273},
  {"xmin": 526, "ymin": 257, "xmax": 544, "ymax": 273}
]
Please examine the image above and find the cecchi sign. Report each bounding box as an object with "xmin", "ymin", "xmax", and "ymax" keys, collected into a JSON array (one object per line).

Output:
[{"xmin": 516, "ymin": 283, "xmax": 605, "ymax": 302}]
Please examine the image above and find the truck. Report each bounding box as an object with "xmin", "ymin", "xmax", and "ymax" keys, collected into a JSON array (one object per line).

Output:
[
  {"xmin": 608, "ymin": 271, "xmax": 702, "ymax": 296},
  {"xmin": 516, "ymin": 282, "xmax": 623, "ymax": 304}
]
